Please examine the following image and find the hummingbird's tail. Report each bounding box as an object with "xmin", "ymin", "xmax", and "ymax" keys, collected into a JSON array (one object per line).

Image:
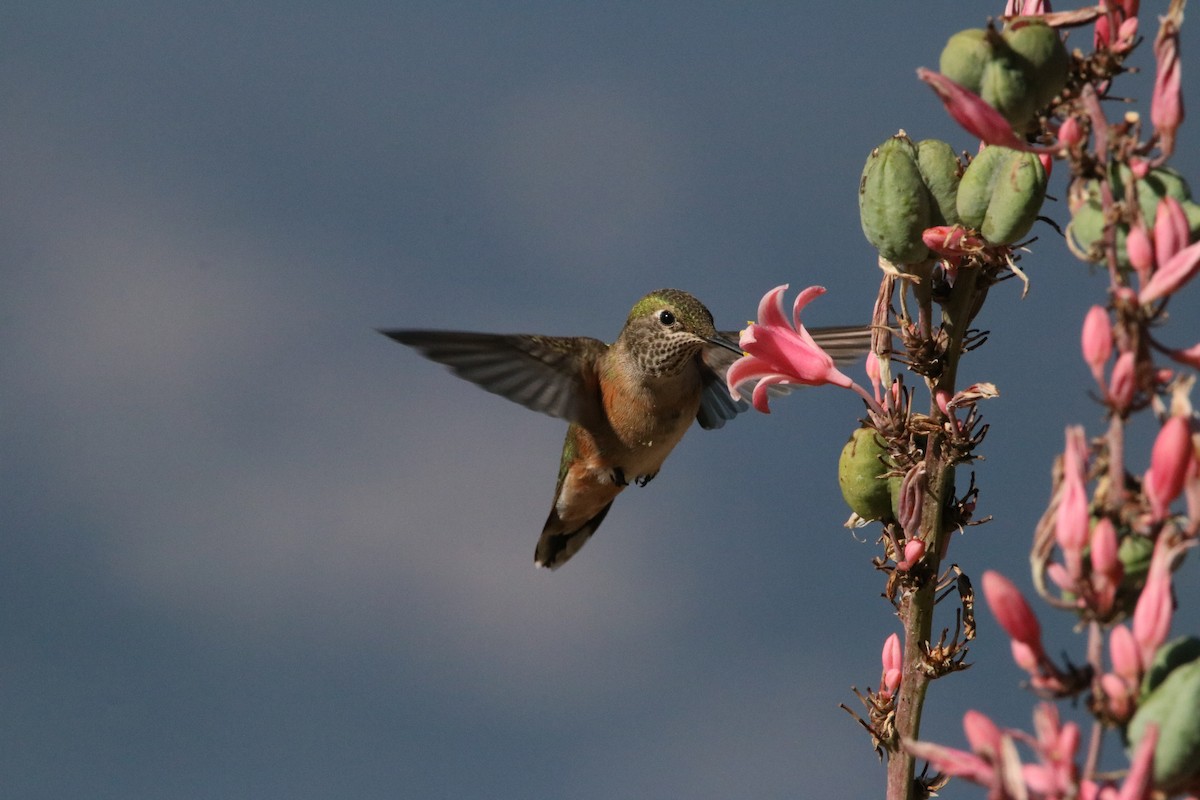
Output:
[{"xmin": 535, "ymin": 502, "xmax": 614, "ymax": 569}]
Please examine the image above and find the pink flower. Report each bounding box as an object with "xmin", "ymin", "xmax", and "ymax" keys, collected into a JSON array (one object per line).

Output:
[
  {"xmin": 879, "ymin": 633, "xmax": 902, "ymax": 700},
  {"xmin": 1081, "ymin": 306, "xmax": 1113, "ymax": 388},
  {"xmin": 1126, "ymin": 222, "xmax": 1155, "ymax": 284},
  {"xmin": 1167, "ymin": 341, "xmax": 1200, "ymax": 370},
  {"xmin": 1145, "ymin": 414, "xmax": 1195, "ymax": 519},
  {"xmin": 1152, "ymin": 12, "xmax": 1183, "ymax": 156},
  {"xmin": 1118, "ymin": 723, "xmax": 1157, "ymax": 800},
  {"xmin": 1056, "ymin": 427, "xmax": 1090, "ymax": 580},
  {"xmin": 727, "ymin": 285, "xmax": 880, "ymax": 414},
  {"xmin": 982, "ymin": 570, "xmax": 1043, "ymax": 648},
  {"xmin": 1109, "ymin": 623, "xmax": 1142, "ymax": 683},
  {"xmin": 1057, "ymin": 115, "xmax": 1085, "ymax": 149},
  {"xmin": 1132, "ymin": 538, "xmax": 1175, "ymax": 664},
  {"xmin": 1089, "ymin": 517, "xmax": 1122, "ymax": 615},
  {"xmin": 1154, "ymin": 196, "xmax": 1190, "ymax": 269},
  {"xmin": 916, "ymin": 68, "xmax": 1053, "ymax": 152},
  {"xmin": 1108, "ymin": 351, "xmax": 1137, "ymax": 412},
  {"xmin": 1140, "ymin": 238, "xmax": 1200, "ymax": 304}
]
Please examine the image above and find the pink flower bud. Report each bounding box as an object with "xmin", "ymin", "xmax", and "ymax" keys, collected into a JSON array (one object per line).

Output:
[
  {"xmin": 1058, "ymin": 115, "xmax": 1084, "ymax": 148},
  {"xmin": 1154, "ymin": 196, "xmax": 1190, "ymax": 268},
  {"xmin": 1128, "ymin": 158, "xmax": 1151, "ymax": 180},
  {"xmin": 1140, "ymin": 231, "xmax": 1200, "ymax": 305},
  {"xmin": 880, "ymin": 632, "xmax": 902, "ymax": 698},
  {"xmin": 1056, "ymin": 433, "xmax": 1090, "ymax": 579},
  {"xmin": 1081, "ymin": 306, "xmax": 1113, "ymax": 388},
  {"xmin": 916, "ymin": 69, "xmax": 1049, "ymax": 153},
  {"xmin": 1152, "ymin": 16, "xmax": 1183, "ymax": 156},
  {"xmin": 1117, "ymin": 723, "xmax": 1157, "ymax": 800},
  {"xmin": 983, "ymin": 570, "xmax": 1043, "ymax": 646},
  {"xmin": 1109, "ymin": 623, "xmax": 1142, "ymax": 682},
  {"xmin": 1100, "ymin": 672, "xmax": 1135, "ymax": 720},
  {"xmin": 896, "ymin": 538, "xmax": 926, "ymax": 571},
  {"xmin": 1108, "ymin": 351, "xmax": 1137, "ymax": 412},
  {"xmin": 1167, "ymin": 342, "xmax": 1200, "ymax": 370},
  {"xmin": 1126, "ymin": 223, "xmax": 1155, "ymax": 283},
  {"xmin": 1090, "ymin": 517, "xmax": 1121, "ymax": 582},
  {"xmin": 1132, "ymin": 540, "xmax": 1174, "ymax": 663},
  {"xmin": 1145, "ymin": 415, "xmax": 1195, "ymax": 519}
]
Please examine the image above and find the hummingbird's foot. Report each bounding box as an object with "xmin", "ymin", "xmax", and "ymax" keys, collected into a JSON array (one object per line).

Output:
[
  {"xmin": 635, "ymin": 472, "xmax": 657, "ymax": 487},
  {"xmin": 611, "ymin": 467, "xmax": 629, "ymax": 487}
]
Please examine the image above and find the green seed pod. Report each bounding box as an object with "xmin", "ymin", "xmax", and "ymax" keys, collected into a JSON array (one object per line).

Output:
[
  {"xmin": 1183, "ymin": 200, "xmax": 1200, "ymax": 237},
  {"xmin": 956, "ymin": 145, "xmax": 1048, "ymax": 244},
  {"xmin": 1065, "ymin": 199, "xmax": 1106, "ymax": 263},
  {"xmin": 1003, "ymin": 18, "xmax": 1069, "ymax": 109},
  {"xmin": 917, "ymin": 139, "xmax": 963, "ymax": 226},
  {"xmin": 1127, "ymin": 657, "xmax": 1200, "ymax": 792},
  {"xmin": 1113, "ymin": 533, "xmax": 1155, "ymax": 609},
  {"xmin": 859, "ymin": 133, "xmax": 931, "ymax": 264},
  {"xmin": 939, "ymin": 28, "xmax": 991, "ymax": 94},
  {"xmin": 1142, "ymin": 636, "xmax": 1200, "ymax": 697},
  {"xmin": 838, "ymin": 428, "xmax": 895, "ymax": 522},
  {"xmin": 979, "ymin": 50, "xmax": 1038, "ymax": 130}
]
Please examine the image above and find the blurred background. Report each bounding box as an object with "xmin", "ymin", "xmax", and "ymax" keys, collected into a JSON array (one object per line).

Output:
[{"xmin": 2, "ymin": 2, "xmax": 1197, "ymax": 798}]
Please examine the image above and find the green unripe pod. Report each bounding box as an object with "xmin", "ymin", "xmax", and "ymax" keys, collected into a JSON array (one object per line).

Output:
[
  {"xmin": 859, "ymin": 133, "xmax": 932, "ymax": 264},
  {"xmin": 1127, "ymin": 656, "xmax": 1200, "ymax": 792},
  {"xmin": 838, "ymin": 428, "xmax": 895, "ymax": 522},
  {"xmin": 939, "ymin": 28, "xmax": 991, "ymax": 94},
  {"xmin": 1003, "ymin": 18, "xmax": 1069, "ymax": 110},
  {"xmin": 1067, "ymin": 168, "xmax": 1197, "ymax": 266},
  {"xmin": 1142, "ymin": 636, "xmax": 1200, "ymax": 697},
  {"xmin": 979, "ymin": 51, "xmax": 1038, "ymax": 130},
  {"xmin": 916, "ymin": 139, "xmax": 963, "ymax": 226},
  {"xmin": 956, "ymin": 145, "xmax": 1048, "ymax": 245}
]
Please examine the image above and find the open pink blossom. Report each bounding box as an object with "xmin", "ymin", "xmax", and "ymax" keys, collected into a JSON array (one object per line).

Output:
[{"xmin": 727, "ymin": 285, "xmax": 880, "ymax": 414}]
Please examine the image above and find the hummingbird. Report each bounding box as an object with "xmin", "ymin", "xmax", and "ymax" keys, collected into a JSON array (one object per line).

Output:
[{"xmin": 381, "ymin": 289, "xmax": 870, "ymax": 569}]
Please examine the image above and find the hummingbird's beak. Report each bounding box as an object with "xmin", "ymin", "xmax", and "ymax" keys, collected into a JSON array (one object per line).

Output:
[{"xmin": 705, "ymin": 333, "xmax": 744, "ymax": 356}]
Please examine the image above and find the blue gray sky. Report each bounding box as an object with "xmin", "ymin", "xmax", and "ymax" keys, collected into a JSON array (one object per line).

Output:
[{"xmin": 3, "ymin": 3, "xmax": 1198, "ymax": 798}]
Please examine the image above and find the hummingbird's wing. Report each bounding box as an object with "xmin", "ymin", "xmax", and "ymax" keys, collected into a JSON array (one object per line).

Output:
[
  {"xmin": 380, "ymin": 330, "xmax": 607, "ymax": 426},
  {"xmin": 696, "ymin": 325, "xmax": 873, "ymax": 430}
]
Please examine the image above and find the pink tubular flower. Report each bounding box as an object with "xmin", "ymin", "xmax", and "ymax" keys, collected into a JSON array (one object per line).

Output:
[
  {"xmin": 1108, "ymin": 351, "xmax": 1137, "ymax": 412},
  {"xmin": 1140, "ymin": 238, "xmax": 1200, "ymax": 304},
  {"xmin": 1081, "ymin": 306, "xmax": 1113, "ymax": 388},
  {"xmin": 1151, "ymin": 11, "xmax": 1183, "ymax": 157},
  {"xmin": 982, "ymin": 570, "xmax": 1043, "ymax": 648},
  {"xmin": 1145, "ymin": 414, "xmax": 1195, "ymax": 519},
  {"xmin": 1089, "ymin": 517, "xmax": 1122, "ymax": 615},
  {"xmin": 1126, "ymin": 222, "xmax": 1155, "ymax": 283},
  {"xmin": 1154, "ymin": 196, "xmax": 1190, "ymax": 269},
  {"xmin": 1167, "ymin": 341, "xmax": 1200, "ymax": 370},
  {"xmin": 916, "ymin": 68, "xmax": 1053, "ymax": 152},
  {"xmin": 1117, "ymin": 723, "xmax": 1157, "ymax": 800},
  {"xmin": 1132, "ymin": 538, "xmax": 1175, "ymax": 665},
  {"xmin": 727, "ymin": 285, "xmax": 881, "ymax": 414},
  {"xmin": 1056, "ymin": 427, "xmax": 1090, "ymax": 580}
]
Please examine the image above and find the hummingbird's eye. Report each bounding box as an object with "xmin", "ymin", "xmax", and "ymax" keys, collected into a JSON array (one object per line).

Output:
[{"xmin": 657, "ymin": 310, "xmax": 676, "ymax": 327}]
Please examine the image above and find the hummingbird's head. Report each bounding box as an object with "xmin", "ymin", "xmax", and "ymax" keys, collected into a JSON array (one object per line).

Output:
[{"xmin": 621, "ymin": 289, "xmax": 740, "ymax": 377}]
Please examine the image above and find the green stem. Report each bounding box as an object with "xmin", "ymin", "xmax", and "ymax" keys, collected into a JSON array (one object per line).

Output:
[{"xmin": 885, "ymin": 266, "xmax": 980, "ymax": 800}]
